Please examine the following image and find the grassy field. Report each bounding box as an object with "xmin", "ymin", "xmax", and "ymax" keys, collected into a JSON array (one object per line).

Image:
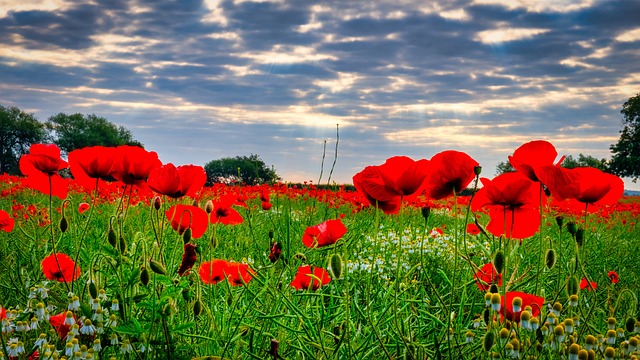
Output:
[{"xmin": 2, "ymin": 169, "xmax": 640, "ymax": 360}]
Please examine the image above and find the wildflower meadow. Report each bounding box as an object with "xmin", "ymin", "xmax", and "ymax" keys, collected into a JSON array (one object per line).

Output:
[{"xmin": 1, "ymin": 140, "xmax": 640, "ymax": 360}]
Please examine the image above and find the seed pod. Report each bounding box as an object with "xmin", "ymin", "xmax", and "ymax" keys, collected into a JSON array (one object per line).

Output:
[
  {"xmin": 329, "ymin": 254, "xmax": 343, "ymax": 280},
  {"xmin": 149, "ymin": 259, "xmax": 167, "ymax": 275},
  {"xmin": 59, "ymin": 216, "xmax": 68, "ymax": 233},
  {"xmin": 567, "ymin": 276, "xmax": 579, "ymax": 296},
  {"xmin": 89, "ymin": 281, "xmax": 98, "ymax": 299},
  {"xmin": 108, "ymin": 227, "xmax": 117, "ymax": 248},
  {"xmin": 140, "ymin": 267, "xmax": 150, "ymax": 286},
  {"xmin": 193, "ymin": 299, "xmax": 203, "ymax": 317},
  {"xmin": 566, "ymin": 222, "xmax": 577, "ymax": 236},
  {"xmin": 163, "ymin": 303, "xmax": 174, "ymax": 317},
  {"xmin": 118, "ymin": 236, "xmax": 127, "ymax": 254},
  {"xmin": 493, "ymin": 251, "xmax": 505, "ymax": 274},
  {"xmin": 204, "ymin": 200, "xmax": 214, "ymax": 214},
  {"xmin": 483, "ymin": 331, "xmax": 495, "ymax": 351},
  {"xmin": 474, "ymin": 165, "xmax": 482, "ymax": 176},
  {"xmin": 556, "ymin": 216, "xmax": 564, "ymax": 228},
  {"xmin": 183, "ymin": 228, "xmax": 192, "ymax": 244},
  {"xmin": 546, "ymin": 249, "xmax": 556, "ymax": 269}
]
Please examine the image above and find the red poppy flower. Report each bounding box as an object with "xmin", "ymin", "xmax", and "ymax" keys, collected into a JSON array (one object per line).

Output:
[
  {"xmin": 538, "ymin": 166, "xmax": 623, "ymax": 210},
  {"xmin": 466, "ymin": 223, "xmax": 480, "ymax": 235},
  {"xmin": 302, "ymin": 219, "xmax": 348, "ymax": 248},
  {"xmin": 109, "ymin": 145, "xmax": 161, "ymax": 187},
  {"xmin": 19, "ymin": 144, "xmax": 68, "ymax": 199},
  {"xmin": 42, "ymin": 253, "xmax": 81, "ymax": 282},
  {"xmin": 166, "ymin": 204, "xmax": 209, "ymax": 239},
  {"xmin": 290, "ymin": 265, "xmax": 331, "ymax": 290},
  {"xmin": 224, "ymin": 262, "xmax": 255, "ymax": 286},
  {"xmin": 377, "ymin": 156, "xmax": 430, "ymax": 197},
  {"xmin": 0, "ymin": 306, "xmax": 5, "ymax": 319},
  {"xmin": 49, "ymin": 312, "xmax": 74, "ymax": 339},
  {"xmin": 147, "ymin": 163, "xmax": 206, "ymax": 199},
  {"xmin": 178, "ymin": 244, "xmax": 197, "ymax": 276},
  {"xmin": 508, "ymin": 140, "xmax": 564, "ymax": 182},
  {"xmin": 580, "ymin": 277, "xmax": 597, "ymax": 290},
  {"xmin": 502, "ymin": 291, "xmax": 544, "ymax": 322},
  {"xmin": 471, "ymin": 172, "xmax": 542, "ymax": 239},
  {"xmin": 199, "ymin": 260, "xmax": 228, "ymax": 284},
  {"xmin": 0, "ymin": 210, "xmax": 15, "ymax": 232},
  {"xmin": 608, "ymin": 271, "xmax": 619, "ymax": 284},
  {"xmin": 423, "ymin": 150, "xmax": 479, "ymax": 200},
  {"xmin": 474, "ymin": 263, "xmax": 502, "ymax": 291},
  {"xmin": 352, "ymin": 165, "xmax": 403, "ymax": 214},
  {"xmin": 68, "ymin": 146, "xmax": 117, "ymax": 189},
  {"xmin": 261, "ymin": 201, "xmax": 273, "ymax": 210},
  {"xmin": 77, "ymin": 203, "xmax": 90, "ymax": 214},
  {"xmin": 210, "ymin": 196, "xmax": 244, "ymax": 225}
]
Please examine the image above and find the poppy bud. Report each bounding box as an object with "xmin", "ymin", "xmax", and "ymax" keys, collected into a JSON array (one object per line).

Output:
[
  {"xmin": 556, "ymin": 216, "xmax": 564, "ymax": 228},
  {"xmin": 108, "ymin": 227, "xmax": 117, "ymax": 248},
  {"xmin": 204, "ymin": 200, "xmax": 214, "ymax": 214},
  {"xmin": 182, "ymin": 289, "xmax": 191, "ymax": 301},
  {"xmin": 293, "ymin": 253, "xmax": 307, "ymax": 262},
  {"xmin": 421, "ymin": 207, "xmax": 431, "ymax": 221},
  {"xmin": 163, "ymin": 303, "xmax": 174, "ymax": 317},
  {"xmin": 493, "ymin": 251, "xmax": 505, "ymax": 275},
  {"xmin": 149, "ymin": 259, "xmax": 167, "ymax": 275},
  {"xmin": 140, "ymin": 267, "xmax": 150, "ymax": 286},
  {"xmin": 575, "ymin": 228, "xmax": 585, "ymax": 246},
  {"xmin": 59, "ymin": 216, "xmax": 68, "ymax": 233},
  {"xmin": 474, "ymin": 165, "xmax": 482, "ymax": 176},
  {"xmin": 546, "ymin": 249, "xmax": 556, "ymax": 269},
  {"xmin": 483, "ymin": 331, "xmax": 495, "ymax": 351},
  {"xmin": 153, "ymin": 196, "xmax": 162, "ymax": 210},
  {"xmin": 193, "ymin": 299, "xmax": 203, "ymax": 317},
  {"xmin": 489, "ymin": 284, "xmax": 499, "ymax": 294},
  {"xmin": 483, "ymin": 308, "xmax": 490, "ymax": 325},
  {"xmin": 566, "ymin": 222, "xmax": 577, "ymax": 236},
  {"xmin": 89, "ymin": 281, "xmax": 98, "ymax": 300},
  {"xmin": 567, "ymin": 276, "xmax": 579, "ymax": 296},
  {"xmin": 183, "ymin": 228, "xmax": 192, "ymax": 244},
  {"xmin": 118, "ymin": 235, "xmax": 127, "ymax": 254},
  {"xmin": 329, "ymin": 254, "xmax": 343, "ymax": 280},
  {"xmin": 626, "ymin": 317, "xmax": 637, "ymax": 333}
]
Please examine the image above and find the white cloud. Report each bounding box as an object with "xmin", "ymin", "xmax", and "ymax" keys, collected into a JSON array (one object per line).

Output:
[
  {"xmin": 476, "ymin": 27, "xmax": 550, "ymax": 44},
  {"xmin": 471, "ymin": 0, "xmax": 594, "ymax": 13},
  {"xmin": 615, "ymin": 28, "xmax": 640, "ymax": 42}
]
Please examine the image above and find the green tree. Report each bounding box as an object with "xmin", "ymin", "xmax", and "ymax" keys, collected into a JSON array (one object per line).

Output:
[
  {"xmin": 494, "ymin": 161, "xmax": 515, "ymax": 175},
  {"xmin": 46, "ymin": 113, "xmax": 142, "ymax": 154},
  {"xmin": 0, "ymin": 105, "xmax": 47, "ymax": 174},
  {"xmin": 562, "ymin": 154, "xmax": 608, "ymax": 171},
  {"xmin": 610, "ymin": 93, "xmax": 640, "ymax": 181},
  {"xmin": 204, "ymin": 154, "xmax": 281, "ymax": 186}
]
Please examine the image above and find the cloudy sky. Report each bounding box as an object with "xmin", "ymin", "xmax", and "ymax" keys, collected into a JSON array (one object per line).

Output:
[{"xmin": 1, "ymin": 0, "xmax": 640, "ymax": 189}]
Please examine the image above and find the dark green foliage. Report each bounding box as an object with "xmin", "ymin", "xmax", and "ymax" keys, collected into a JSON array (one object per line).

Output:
[
  {"xmin": 562, "ymin": 154, "xmax": 609, "ymax": 171},
  {"xmin": 0, "ymin": 105, "xmax": 47, "ymax": 174},
  {"xmin": 204, "ymin": 154, "xmax": 280, "ymax": 185},
  {"xmin": 494, "ymin": 161, "xmax": 515, "ymax": 175},
  {"xmin": 610, "ymin": 93, "xmax": 640, "ymax": 181},
  {"xmin": 46, "ymin": 112, "xmax": 142, "ymax": 154}
]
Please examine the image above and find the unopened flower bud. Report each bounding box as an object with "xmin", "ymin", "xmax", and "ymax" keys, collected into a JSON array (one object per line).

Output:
[
  {"xmin": 567, "ymin": 276, "xmax": 579, "ymax": 296},
  {"xmin": 149, "ymin": 259, "xmax": 167, "ymax": 275},
  {"xmin": 567, "ymin": 222, "xmax": 577, "ymax": 236},
  {"xmin": 576, "ymin": 228, "xmax": 585, "ymax": 246},
  {"xmin": 193, "ymin": 299, "xmax": 203, "ymax": 317},
  {"xmin": 182, "ymin": 228, "xmax": 192, "ymax": 244},
  {"xmin": 329, "ymin": 254, "xmax": 343, "ymax": 280},
  {"xmin": 88, "ymin": 281, "xmax": 98, "ymax": 300},
  {"xmin": 108, "ymin": 227, "xmax": 117, "ymax": 248},
  {"xmin": 118, "ymin": 236, "xmax": 127, "ymax": 254},
  {"xmin": 483, "ymin": 331, "xmax": 495, "ymax": 351},
  {"xmin": 59, "ymin": 216, "xmax": 68, "ymax": 233},
  {"xmin": 204, "ymin": 200, "xmax": 214, "ymax": 214},
  {"xmin": 546, "ymin": 249, "xmax": 556, "ymax": 269},
  {"xmin": 421, "ymin": 207, "xmax": 431, "ymax": 221},
  {"xmin": 140, "ymin": 267, "xmax": 150, "ymax": 286},
  {"xmin": 493, "ymin": 251, "xmax": 504, "ymax": 274},
  {"xmin": 153, "ymin": 196, "xmax": 162, "ymax": 210}
]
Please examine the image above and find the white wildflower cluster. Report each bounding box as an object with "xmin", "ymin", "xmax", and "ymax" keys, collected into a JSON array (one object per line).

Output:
[
  {"xmin": 0, "ymin": 281, "xmax": 130, "ymax": 359},
  {"xmin": 345, "ymin": 226, "xmax": 490, "ymax": 281}
]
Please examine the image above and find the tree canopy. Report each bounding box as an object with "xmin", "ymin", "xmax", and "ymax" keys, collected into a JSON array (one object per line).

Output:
[
  {"xmin": 0, "ymin": 105, "xmax": 47, "ymax": 175},
  {"xmin": 495, "ymin": 153, "xmax": 609, "ymax": 176},
  {"xmin": 204, "ymin": 154, "xmax": 281, "ymax": 186},
  {"xmin": 46, "ymin": 113, "xmax": 142, "ymax": 154},
  {"xmin": 609, "ymin": 93, "xmax": 640, "ymax": 181}
]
